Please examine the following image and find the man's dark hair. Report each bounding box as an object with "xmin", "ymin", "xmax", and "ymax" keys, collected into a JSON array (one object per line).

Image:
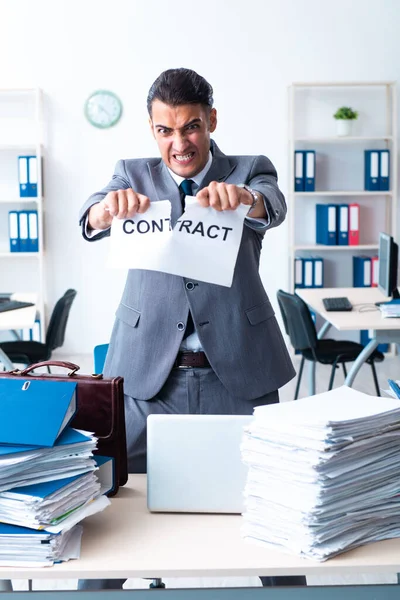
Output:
[{"xmin": 147, "ymin": 68, "xmax": 213, "ymax": 116}]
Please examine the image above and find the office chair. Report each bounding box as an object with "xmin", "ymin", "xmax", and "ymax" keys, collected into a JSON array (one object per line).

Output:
[
  {"xmin": 276, "ymin": 289, "xmax": 384, "ymax": 399},
  {"xmin": 0, "ymin": 289, "xmax": 77, "ymax": 372}
]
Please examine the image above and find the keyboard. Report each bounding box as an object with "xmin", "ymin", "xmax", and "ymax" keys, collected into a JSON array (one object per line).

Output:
[
  {"xmin": 0, "ymin": 300, "xmax": 34, "ymax": 313},
  {"xmin": 322, "ymin": 297, "xmax": 353, "ymax": 312}
]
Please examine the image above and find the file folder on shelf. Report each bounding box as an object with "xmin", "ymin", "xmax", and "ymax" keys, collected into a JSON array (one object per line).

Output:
[
  {"xmin": 312, "ymin": 257, "xmax": 324, "ymax": 288},
  {"xmin": 337, "ymin": 204, "xmax": 349, "ymax": 245},
  {"xmin": 0, "ymin": 379, "xmax": 77, "ymax": 447},
  {"xmin": 302, "ymin": 257, "xmax": 314, "ymax": 288},
  {"xmin": 8, "ymin": 211, "xmax": 19, "ymax": 253},
  {"xmin": 316, "ymin": 204, "xmax": 337, "ymax": 245},
  {"xmin": 294, "ymin": 150, "xmax": 304, "ymax": 192},
  {"xmin": 18, "ymin": 156, "xmax": 38, "ymax": 198},
  {"xmin": 364, "ymin": 150, "xmax": 380, "ymax": 191},
  {"xmin": 371, "ymin": 256, "xmax": 379, "ymax": 287},
  {"xmin": 18, "ymin": 211, "xmax": 29, "ymax": 252},
  {"xmin": 294, "ymin": 257, "xmax": 303, "ymax": 288},
  {"xmin": 27, "ymin": 210, "xmax": 39, "ymax": 252},
  {"xmin": 348, "ymin": 203, "xmax": 360, "ymax": 245},
  {"xmin": 379, "ymin": 150, "xmax": 390, "ymax": 191},
  {"xmin": 304, "ymin": 150, "xmax": 315, "ymax": 192},
  {"xmin": 353, "ymin": 256, "xmax": 371, "ymax": 287}
]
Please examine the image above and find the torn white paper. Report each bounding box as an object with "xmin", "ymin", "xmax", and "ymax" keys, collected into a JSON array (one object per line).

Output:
[{"xmin": 107, "ymin": 198, "xmax": 249, "ymax": 287}]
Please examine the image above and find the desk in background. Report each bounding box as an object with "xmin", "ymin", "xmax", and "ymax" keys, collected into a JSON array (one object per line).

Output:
[
  {"xmin": 0, "ymin": 475, "xmax": 400, "ymax": 598},
  {"xmin": 296, "ymin": 287, "xmax": 400, "ymax": 395},
  {"xmin": 0, "ymin": 293, "xmax": 37, "ymax": 370}
]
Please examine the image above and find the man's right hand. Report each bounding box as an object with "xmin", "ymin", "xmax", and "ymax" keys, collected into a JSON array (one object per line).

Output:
[{"xmin": 88, "ymin": 189, "xmax": 151, "ymax": 230}]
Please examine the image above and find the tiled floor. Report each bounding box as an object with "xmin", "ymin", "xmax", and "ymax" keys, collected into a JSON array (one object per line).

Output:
[{"xmin": 6, "ymin": 351, "xmax": 400, "ymax": 590}]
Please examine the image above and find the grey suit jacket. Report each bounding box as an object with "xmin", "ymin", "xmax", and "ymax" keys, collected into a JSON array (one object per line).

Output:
[{"xmin": 79, "ymin": 141, "xmax": 295, "ymax": 400}]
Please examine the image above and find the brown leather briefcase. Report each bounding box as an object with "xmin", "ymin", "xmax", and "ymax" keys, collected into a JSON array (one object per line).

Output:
[{"xmin": 0, "ymin": 360, "xmax": 128, "ymax": 497}]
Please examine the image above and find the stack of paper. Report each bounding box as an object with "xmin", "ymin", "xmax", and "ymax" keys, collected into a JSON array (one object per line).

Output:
[
  {"xmin": 0, "ymin": 523, "xmax": 83, "ymax": 567},
  {"xmin": 379, "ymin": 302, "xmax": 400, "ymax": 318},
  {"xmin": 241, "ymin": 386, "xmax": 400, "ymax": 561},
  {"xmin": 0, "ymin": 378, "xmax": 112, "ymax": 565}
]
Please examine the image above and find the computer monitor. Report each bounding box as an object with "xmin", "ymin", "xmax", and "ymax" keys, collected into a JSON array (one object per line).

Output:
[{"xmin": 378, "ymin": 232, "xmax": 399, "ymax": 300}]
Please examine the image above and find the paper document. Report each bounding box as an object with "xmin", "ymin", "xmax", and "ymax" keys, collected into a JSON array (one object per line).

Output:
[{"xmin": 107, "ymin": 198, "xmax": 249, "ymax": 287}]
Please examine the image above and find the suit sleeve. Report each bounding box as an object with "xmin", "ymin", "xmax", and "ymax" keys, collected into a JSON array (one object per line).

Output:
[
  {"xmin": 78, "ymin": 160, "xmax": 131, "ymax": 242},
  {"xmin": 245, "ymin": 155, "xmax": 287, "ymax": 232}
]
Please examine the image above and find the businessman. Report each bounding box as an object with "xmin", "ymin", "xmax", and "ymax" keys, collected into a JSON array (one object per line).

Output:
[{"xmin": 79, "ymin": 68, "xmax": 304, "ymax": 589}]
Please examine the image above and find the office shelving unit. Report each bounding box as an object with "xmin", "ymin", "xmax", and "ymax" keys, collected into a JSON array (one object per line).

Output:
[
  {"xmin": 288, "ymin": 82, "xmax": 397, "ymax": 293},
  {"xmin": 0, "ymin": 88, "xmax": 46, "ymax": 338}
]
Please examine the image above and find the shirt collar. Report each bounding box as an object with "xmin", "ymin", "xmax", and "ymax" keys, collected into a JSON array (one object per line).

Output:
[{"xmin": 167, "ymin": 151, "xmax": 213, "ymax": 189}]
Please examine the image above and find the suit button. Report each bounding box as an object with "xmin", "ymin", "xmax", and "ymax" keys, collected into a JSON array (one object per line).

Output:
[
  {"xmin": 177, "ymin": 322, "xmax": 185, "ymax": 331},
  {"xmin": 186, "ymin": 282, "xmax": 195, "ymax": 290}
]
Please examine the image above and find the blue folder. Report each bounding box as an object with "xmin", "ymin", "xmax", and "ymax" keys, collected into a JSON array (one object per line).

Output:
[
  {"xmin": 0, "ymin": 427, "xmax": 92, "ymax": 457},
  {"xmin": 0, "ymin": 380, "xmax": 77, "ymax": 447},
  {"xmin": 353, "ymin": 256, "xmax": 371, "ymax": 287},
  {"xmin": 304, "ymin": 150, "xmax": 316, "ymax": 192},
  {"xmin": 294, "ymin": 150, "xmax": 305, "ymax": 191},
  {"xmin": 364, "ymin": 150, "xmax": 380, "ymax": 191},
  {"xmin": 379, "ymin": 150, "xmax": 390, "ymax": 191},
  {"xmin": 316, "ymin": 204, "xmax": 337, "ymax": 245},
  {"xmin": 360, "ymin": 330, "xmax": 389, "ymax": 354},
  {"xmin": 27, "ymin": 210, "xmax": 39, "ymax": 252},
  {"xmin": 337, "ymin": 204, "xmax": 349, "ymax": 245},
  {"xmin": 311, "ymin": 257, "xmax": 324, "ymax": 288},
  {"xmin": 8, "ymin": 211, "xmax": 19, "ymax": 253}
]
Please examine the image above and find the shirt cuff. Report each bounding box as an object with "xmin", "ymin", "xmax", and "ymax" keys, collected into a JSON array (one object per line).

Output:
[{"xmin": 84, "ymin": 215, "xmax": 107, "ymax": 239}]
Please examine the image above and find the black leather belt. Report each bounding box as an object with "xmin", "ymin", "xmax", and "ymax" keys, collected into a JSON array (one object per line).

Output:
[{"xmin": 174, "ymin": 351, "xmax": 211, "ymax": 368}]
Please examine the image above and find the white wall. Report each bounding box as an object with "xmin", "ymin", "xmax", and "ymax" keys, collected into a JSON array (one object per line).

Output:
[{"xmin": 1, "ymin": 0, "xmax": 400, "ymax": 355}]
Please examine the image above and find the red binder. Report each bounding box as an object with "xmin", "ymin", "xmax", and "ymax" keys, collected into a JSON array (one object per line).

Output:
[
  {"xmin": 371, "ymin": 256, "xmax": 379, "ymax": 287},
  {"xmin": 349, "ymin": 203, "xmax": 360, "ymax": 245}
]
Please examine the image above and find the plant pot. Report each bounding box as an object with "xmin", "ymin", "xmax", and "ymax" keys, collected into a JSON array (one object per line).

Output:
[{"xmin": 336, "ymin": 119, "xmax": 353, "ymax": 137}]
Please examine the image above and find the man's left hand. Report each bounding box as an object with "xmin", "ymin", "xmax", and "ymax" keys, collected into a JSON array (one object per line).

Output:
[{"xmin": 196, "ymin": 182, "xmax": 253, "ymax": 212}]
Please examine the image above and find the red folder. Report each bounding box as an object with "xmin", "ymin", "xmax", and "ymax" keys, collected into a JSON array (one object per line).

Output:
[
  {"xmin": 371, "ymin": 256, "xmax": 379, "ymax": 287},
  {"xmin": 348, "ymin": 203, "xmax": 359, "ymax": 245}
]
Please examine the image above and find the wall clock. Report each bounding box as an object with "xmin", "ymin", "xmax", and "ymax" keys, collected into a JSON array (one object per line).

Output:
[{"xmin": 84, "ymin": 90, "xmax": 123, "ymax": 128}]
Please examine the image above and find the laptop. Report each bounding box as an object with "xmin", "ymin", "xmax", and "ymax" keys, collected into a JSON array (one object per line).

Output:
[{"xmin": 147, "ymin": 414, "xmax": 253, "ymax": 513}]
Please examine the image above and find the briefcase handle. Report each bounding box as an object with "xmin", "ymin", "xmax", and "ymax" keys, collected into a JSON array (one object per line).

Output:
[{"xmin": 9, "ymin": 361, "xmax": 83, "ymax": 377}]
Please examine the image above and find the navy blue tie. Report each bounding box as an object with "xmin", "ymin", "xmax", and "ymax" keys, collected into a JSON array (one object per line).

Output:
[
  {"xmin": 179, "ymin": 179, "xmax": 195, "ymax": 338},
  {"xmin": 179, "ymin": 179, "xmax": 194, "ymax": 210}
]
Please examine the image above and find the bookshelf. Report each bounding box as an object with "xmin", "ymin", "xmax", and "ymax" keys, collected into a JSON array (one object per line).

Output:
[
  {"xmin": 288, "ymin": 81, "xmax": 397, "ymax": 347},
  {"xmin": 0, "ymin": 89, "xmax": 46, "ymax": 340}
]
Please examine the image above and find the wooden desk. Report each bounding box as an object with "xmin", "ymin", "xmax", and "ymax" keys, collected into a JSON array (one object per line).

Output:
[
  {"xmin": 296, "ymin": 287, "xmax": 400, "ymax": 393},
  {"xmin": 0, "ymin": 293, "xmax": 37, "ymax": 370},
  {"xmin": 1, "ymin": 475, "xmax": 400, "ymax": 597}
]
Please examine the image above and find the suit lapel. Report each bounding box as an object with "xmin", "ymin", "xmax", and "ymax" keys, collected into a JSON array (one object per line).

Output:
[{"xmin": 198, "ymin": 141, "xmax": 237, "ymax": 190}]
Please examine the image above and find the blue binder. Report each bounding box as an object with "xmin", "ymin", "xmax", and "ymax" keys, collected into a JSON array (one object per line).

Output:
[
  {"xmin": 294, "ymin": 151, "xmax": 304, "ymax": 191},
  {"xmin": 360, "ymin": 330, "xmax": 388, "ymax": 353},
  {"xmin": 18, "ymin": 156, "xmax": 37, "ymax": 197},
  {"xmin": 294, "ymin": 257, "xmax": 304, "ymax": 288},
  {"xmin": 18, "ymin": 211, "xmax": 29, "ymax": 252},
  {"xmin": 353, "ymin": 256, "xmax": 371, "ymax": 287},
  {"xmin": 364, "ymin": 150, "xmax": 380, "ymax": 191},
  {"xmin": 95, "ymin": 455, "xmax": 115, "ymax": 495},
  {"xmin": 312, "ymin": 257, "xmax": 324, "ymax": 288},
  {"xmin": 316, "ymin": 204, "xmax": 337, "ymax": 245},
  {"xmin": 337, "ymin": 204, "xmax": 349, "ymax": 245},
  {"xmin": 379, "ymin": 150, "xmax": 390, "ymax": 191},
  {"xmin": 304, "ymin": 150, "xmax": 315, "ymax": 192},
  {"xmin": 8, "ymin": 211, "xmax": 19, "ymax": 252},
  {"xmin": 27, "ymin": 210, "xmax": 39, "ymax": 252},
  {"xmin": 0, "ymin": 379, "xmax": 77, "ymax": 447},
  {"xmin": 28, "ymin": 156, "xmax": 38, "ymax": 197},
  {"xmin": 0, "ymin": 427, "xmax": 93, "ymax": 457},
  {"xmin": 302, "ymin": 257, "xmax": 314, "ymax": 288}
]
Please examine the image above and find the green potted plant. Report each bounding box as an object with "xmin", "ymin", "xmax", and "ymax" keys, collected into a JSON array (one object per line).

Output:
[{"xmin": 333, "ymin": 106, "xmax": 358, "ymax": 136}]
